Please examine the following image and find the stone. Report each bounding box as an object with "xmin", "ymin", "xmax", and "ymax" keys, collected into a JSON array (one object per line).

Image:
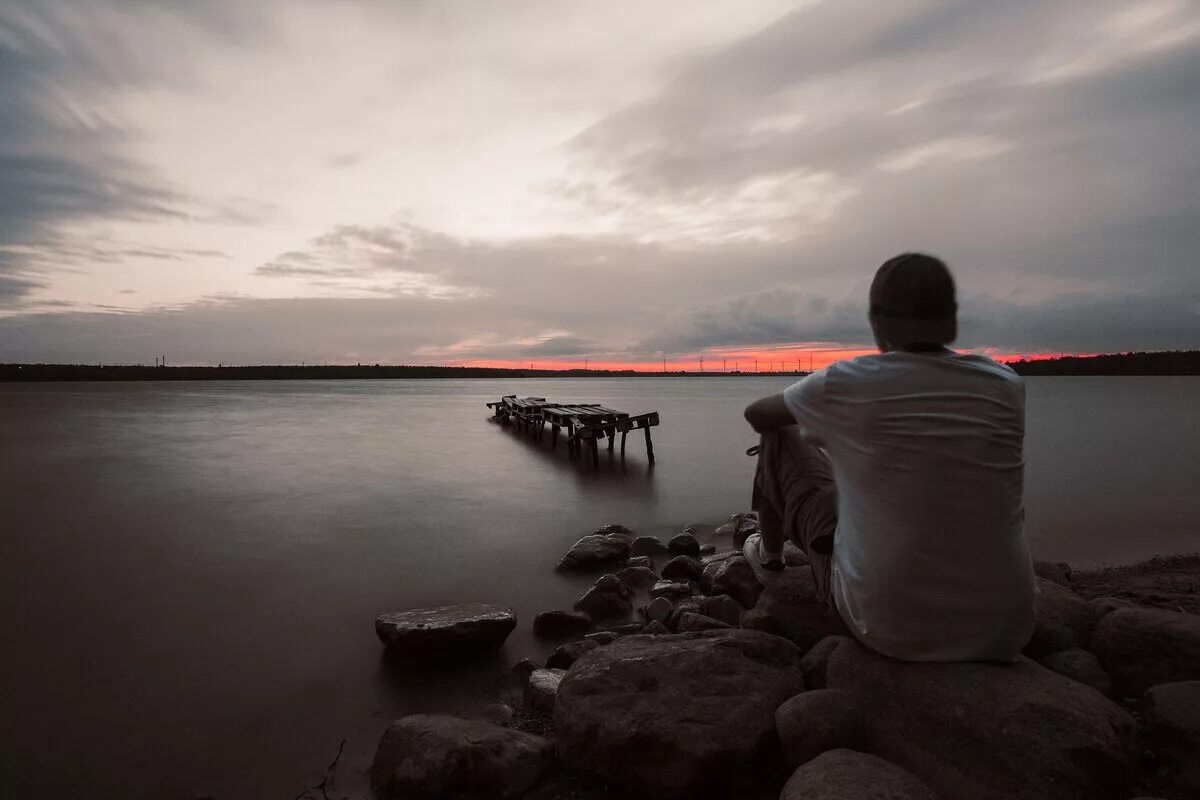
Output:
[
  {"xmin": 1023, "ymin": 577, "xmax": 1096, "ymax": 658},
  {"xmin": 780, "ymin": 749, "xmax": 940, "ymax": 800},
  {"xmin": 532, "ymin": 609, "xmax": 592, "ymax": 638},
  {"xmin": 1091, "ymin": 606, "xmax": 1200, "ymax": 696},
  {"xmin": 709, "ymin": 556, "xmax": 763, "ymax": 609},
  {"xmin": 649, "ymin": 580, "xmax": 692, "ymax": 599},
  {"xmin": 641, "ymin": 620, "xmax": 670, "ymax": 635},
  {"xmin": 547, "ymin": 639, "xmax": 599, "ymax": 669},
  {"xmin": 741, "ymin": 568, "xmax": 849, "ymax": 652},
  {"xmin": 615, "ymin": 565, "xmax": 658, "ymax": 590},
  {"xmin": 1040, "ymin": 648, "xmax": 1114, "ymax": 697},
  {"xmin": 731, "ymin": 516, "xmax": 761, "ymax": 549},
  {"xmin": 626, "ymin": 555, "xmax": 652, "ymax": 569},
  {"xmin": 596, "ymin": 622, "xmax": 644, "ymax": 636},
  {"xmin": 375, "ymin": 603, "xmax": 517, "ymax": 660},
  {"xmin": 664, "ymin": 598, "xmax": 702, "ymax": 631},
  {"xmin": 645, "ymin": 596, "xmax": 673, "ymax": 623},
  {"xmin": 667, "ymin": 532, "xmax": 700, "ymax": 557},
  {"xmin": 1033, "ymin": 559, "xmax": 1073, "ymax": 588},
  {"xmin": 800, "ymin": 635, "xmax": 853, "ymax": 690},
  {"xmin": 480, "ymin": 702, "xmax": 514, "ymax": 727},
  {"xmin": 714, "ymin": 521, "xmax": 737, "ymax": 538},
  {"xmin": 674, "ymin": 611, "xmax": 732, "ymax": 632},
  {"xmin": 1140, "ymin": 681, "xmax": 1200, "ymax": 797},
  {"xmin": 370, "ymin": 714, "xmax": 552, "ymax": 799},
  {"xmin": 585, "ymin": 630, "xmax": 619, "ymax": 645},
  {"xmin": 699, "ymin": 594, "xmax": 744, "ymax": 627},
  {"xmin": 1092, "ymin": 595, "xmax": 1135, "ymax": 621},
  {"xmin": 555, "ymin": 630, "xmax": 805, "ymax": 798},
  {"xmin": 825, "ymin": 639, "xmax": 1136, "ymax": 800},
  {"xmin": 524, "ymin": 668, "xmax": 566, "ymax": 715},
  {"xmin": 574, "ymin": 574, "xmax": 634, "ymax": 620},
  {"xmin": 557, "ymin": 534, "xmax": 629, "ymax": 570},
  {"xmin": 775, "ymin": 690, "xmax": 865, "ymax": 768},
  {"xmin": 661, "ymin": 555, "xmax": 703, "ymax": 582},
  {"xmin": 510, "ymin": 657, "xmax": 538, "ymax": 680},
  {"xmin": 595, "ymin": 522, "xmax": 632, "ymax": 536},
  {"xmin": 631, "ymin": 535, "xmax": 668, "ymax": 556},
  {"xmin": 700, "ymin": 561, "xmax": 723, "ymax": 594},
  {"xmin": 699, "ymin": 543, "xmax": 716, "ymax": 555}
]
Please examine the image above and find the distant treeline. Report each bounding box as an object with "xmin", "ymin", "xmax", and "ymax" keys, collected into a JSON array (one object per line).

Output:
[{"xmin": 1, "ymin": 350, "xmax": 1196, "ymax": 381}]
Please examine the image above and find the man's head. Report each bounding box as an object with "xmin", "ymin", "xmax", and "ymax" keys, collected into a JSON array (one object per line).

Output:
[{"xmin": 868, "ymin": 253, "xmax": 957, "ymax": 352}]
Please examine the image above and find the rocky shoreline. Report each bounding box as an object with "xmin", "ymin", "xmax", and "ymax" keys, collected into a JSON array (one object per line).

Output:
[{"xmin": 369, "ymin": 518, "xmax": 1200, "ymax": 799}]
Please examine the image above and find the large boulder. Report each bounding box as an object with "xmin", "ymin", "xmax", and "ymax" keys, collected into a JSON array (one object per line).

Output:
[
  {"xmin": 708, "ymin": 556, "xmax": 763, "ymax": 609},
  {"xmin": 1140, "ymin": 680, "xmax": 1200, "ymax": 797},
  {"xmin": 574, "ymin": 574, "xmax": 634, "ymax": 620},
  {"xmin": 532, "ymin": 609, "xmax": 592, "ymax": 638},
  {"xmin": 774, "ymin": 689, "xmax": 865, "ymax": 768},
  {"xmin": 554, "ymin": 629, "xmax": 805, "ymax": 798},
  {"xmin": 615, "ymin": 564, "xmax": 658, "ymax": 591},
  {"xmin": 1039, "ymin": 647, "xmax": 1114, "ymax": 697},
  {"xmin": 825, "ymin": 639, "xmax": 1136, "ymax": 800},
  {"xmin": 375, "ymin": 603, "xmax": 516, "ymax": 660},
  {"xmin": 631, "ymin": 535, "xmax": 669, "ymax": 556},
  {"xmin": 557, "ymin": 534, "xmax": 629, "ymax": 570},
  {"xmin": 524, "ymin": 668, "xmax": 566, "ymax": 715},
  {"xmin": 369, "ymin": 714, "xmax": 551, "ymax": 798},
  {"xmin": 1023, "ymin": 577, "xmax": 1096, "ymax": 658},
  {"xmin": 1091, "ymin": 606, "xmax": 1200, "ymax": 696},
  {"xmin": 742, "ymin": 568, "xmax": 849, "ymax": 652},
  {"xmin": 780, "ymin": 749, "xmax": 940, "ymax": 800}
]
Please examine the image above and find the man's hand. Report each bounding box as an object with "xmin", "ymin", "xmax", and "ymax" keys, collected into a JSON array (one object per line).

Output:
[{"xmin": 743, "ymin": 391, "xmax": 794, "ymax": 433}]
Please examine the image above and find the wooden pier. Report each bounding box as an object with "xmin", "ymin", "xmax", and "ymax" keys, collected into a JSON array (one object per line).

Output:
[{"xmin": 486, "ymin": 395, "xmax": 660, "ymax": 466}]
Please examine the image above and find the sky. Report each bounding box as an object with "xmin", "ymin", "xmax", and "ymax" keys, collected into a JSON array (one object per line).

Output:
[{"xmin": 0, "ymin": 0, "xmax": 1197, "ymax": 369}]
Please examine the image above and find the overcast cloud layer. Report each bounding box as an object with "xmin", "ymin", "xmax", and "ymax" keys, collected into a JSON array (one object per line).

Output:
[{"xmin": 1, "ymin": 0, "xmax": 1197, "ymax": 365}]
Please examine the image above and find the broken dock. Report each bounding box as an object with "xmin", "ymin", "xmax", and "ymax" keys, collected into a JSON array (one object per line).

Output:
[{"xmin": 486, "ymin": 395, "xmax": 660, "ymax": 466}]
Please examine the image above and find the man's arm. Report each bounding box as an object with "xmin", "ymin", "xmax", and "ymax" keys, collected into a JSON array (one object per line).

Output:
[{"xmin": 743, "ymin": 391, "xmax": 794, "ymax": 433}]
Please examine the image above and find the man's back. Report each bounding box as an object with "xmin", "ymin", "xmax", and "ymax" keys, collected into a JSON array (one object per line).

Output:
[{"xmin": 783, "ymin": 350, "xmax": 1036, "ymax": 661}]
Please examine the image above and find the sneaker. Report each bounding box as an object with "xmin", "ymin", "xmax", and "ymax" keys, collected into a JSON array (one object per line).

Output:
[{"xmin": 742, "ymin": 532, "xmax": 785, "ymax": 586}]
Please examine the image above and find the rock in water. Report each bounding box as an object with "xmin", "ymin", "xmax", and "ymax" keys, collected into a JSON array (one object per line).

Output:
[
  {"xmin": 825, "ymin": 639, "xmax": 1136, "ymax": 800},
  {"xmin": 557, "ymin": 534, "xmax": 629, "ymax": 570},
  {"xmin": 742, "ymin": 568, "xmax": 848, "ymax": 652},
  {"xmin": 645, "ymin": 596, "xmax": 673, "ymax": 623},
  {"xmin": 574, "ymin": 574, "xmax": 634, "ymax": 620},
  {"xmin": 667, "ymin": 532, "xmax": 701, "ymax": 557},
  {"xmin": 709, "ymin": 556, "xmax": 763, "ymax": 608},
  {"xmin": 649, "ymin": 580, "xmax": 692, "ymax": 599},
  {"xmin": 699, "ymin": 594, "xmax": 744, "ymax": 627},
  {"xmin": 1023, "ymin": 577, "xmax": 1096, "ymax": 658},
  {"xmin": 375, "ymin": 603, "xmax": 516, "ymax": 660},
  {"xmin": 775, "ymin": 690, "xmax": 865, "ymax": 768},
  {"xmin": 525, "ymin": 668, "xmax": 566, "ymax": 715},
  {"xmin": 615, "ymin": 565, "xmax": 658, "ymax": 590},
  {"xmin": 554, "ymin": 629, "xmax": 805, "ymax": 798},
  {"xmin": 1140, "ymin": 681, "xmax": 1200, "ymax": 797},
  {"xmin": 547, "ymin": 639, "xmax": 599, "ymax": 669},
  {"xmin": 1039, "ymin": 648, "xmax": 1114, "ymax": 697},
  {"xmin": 370, "ymin": 714, "xmax": 552, "ymax": 798},
  {"xmin": 661, "ymin": 555, "xmax": 703, "ymax": 581},
  {"xmin": 533, "ymin": 609, "xmax": 593, "ymax": 638},
  {"xmin": 781, "ymin": 749, "xmax": 940, "ymax": 800},
  {"xmin": 1091, "ymin": 606, "xmax": 1200, "ymax": 696},
  {"xmin": 631, "ymin": 535, "xmax": 669, "ymax": 556},
  {"xmin": 626, "ymin": 555, "xmax": 653, "ymax": 569}
]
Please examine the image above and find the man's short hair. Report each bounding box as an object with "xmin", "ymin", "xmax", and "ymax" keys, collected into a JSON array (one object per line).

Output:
[{"xmin": 869, "ymin": 253, "xmax": 957, "ymax": 346}]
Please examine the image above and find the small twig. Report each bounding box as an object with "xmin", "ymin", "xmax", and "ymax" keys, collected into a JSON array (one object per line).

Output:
[{"xmin": 292, "ymin": 738, "xmax": 347, "ymax": 800}]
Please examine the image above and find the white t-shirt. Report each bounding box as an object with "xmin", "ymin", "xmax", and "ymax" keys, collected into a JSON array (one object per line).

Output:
[{"xmin": 783, "ymin": 350, "xmax": 1036, "ymax": 661}]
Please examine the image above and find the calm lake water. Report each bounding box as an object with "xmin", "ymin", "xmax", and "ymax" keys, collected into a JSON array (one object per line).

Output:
[{"xmin": 2, "ymin": 376, "xmax": 1197, "ymax": 798}]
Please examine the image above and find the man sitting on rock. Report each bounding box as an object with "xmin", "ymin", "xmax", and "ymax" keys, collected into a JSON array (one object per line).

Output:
[{"xmin": 742, "ymin": 253, "xmax": 1037, "ymax": 661}]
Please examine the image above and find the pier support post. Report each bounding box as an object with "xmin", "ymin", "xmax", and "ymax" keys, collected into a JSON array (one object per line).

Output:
[
  {"xmin": 644, "ymin": 427, "xmax": 655, "ymax": 465},
  {"xmin": 620, "ymin": 430, "xmax": 627, "ymax": 457},
  {"xmin": 591, "ymin": 437, "xmax": 600, "ymax": 468}
]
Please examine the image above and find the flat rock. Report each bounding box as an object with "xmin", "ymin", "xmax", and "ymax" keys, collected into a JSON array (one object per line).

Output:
[
  {"xmin": 1039, "ymin": 647, "xmax": 1114, "ymax": 697},
  {"xmin": 557, "ymin": 534, "xmax": 629, "ymax": 570},
  {"xmin": 626, "ymin": 555, "xmax": 652, "ymax": 569},
  {"xmin": 1024, "ymin": 577, "xmax": 1096, "ymax": 658},
  {"xmin": 525, "ymin": 668, "xmax": 566, "ymax": 715},
  {"xmin": 615, "ymin": 565, "xmax": 658, "ymax": 590},
  {"xmin": 555, "ymin": 629, "xmax": 805, "ymax": 798},
  {"xmin": 667, "ymin": 532, "xmax": 700, "ymax": 557},
  {"xmin": 547, "ymin": 639, "xmax": 599, "ymax": 669},
  {"xmin": 585, "ymin": 630, "xmax": 619, "ymax": 645},
  {"xmin": 631, "ymin": 535, "xmax": 669, "ymax": 556},
  {"xmin": 741, "ymin": 568, "xmax": 849, "ymax": 652},
  {"xmin": 825, "ymin": 638, "xmax": 1136, "ymax": 800},
  {"xmin": 661, "ymin": 555, "xmax": 703, "ymax": 581},
  {"xmin": 574, "ymin": 574, "xmax": 634, "ymax": 620},
  {"xmin": 1091, "ymin": 606, "xmax": 1200, "ymax": 696},
  {"xmin": 781, "ymin": 749, "xmax": 940, "ymax": 800},
  {"xmin": 370, "ymin": 714, "xmax": 552, "ymax": 798},
  {"xmin": 1140, "ymin": 680, "xmax": 1200, "ymax": 797},
  {"xmin": 775, "ymin": 690, "xmax": 865, "ymax": 768},
  {"xmin": 533, "ymin": 609, "xmax": 593, "ymax": 639},
  {"xmin": 650, "ymin": 580, "xmax": 692, "ymax": 599},
  {"xmin": 698, "ymin": 594, "xmax": 744, "ymax": 627},
  {"xmin": 709, "ymin": 555, "xmax": 763, "ymax": 609},
  {"xmin": 375, "ymin": 603, "xmax": 517, "ymax": 660},
  {"xmin": 674, "ymin": 611, "xmax": 732, "ymax": 632}
]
